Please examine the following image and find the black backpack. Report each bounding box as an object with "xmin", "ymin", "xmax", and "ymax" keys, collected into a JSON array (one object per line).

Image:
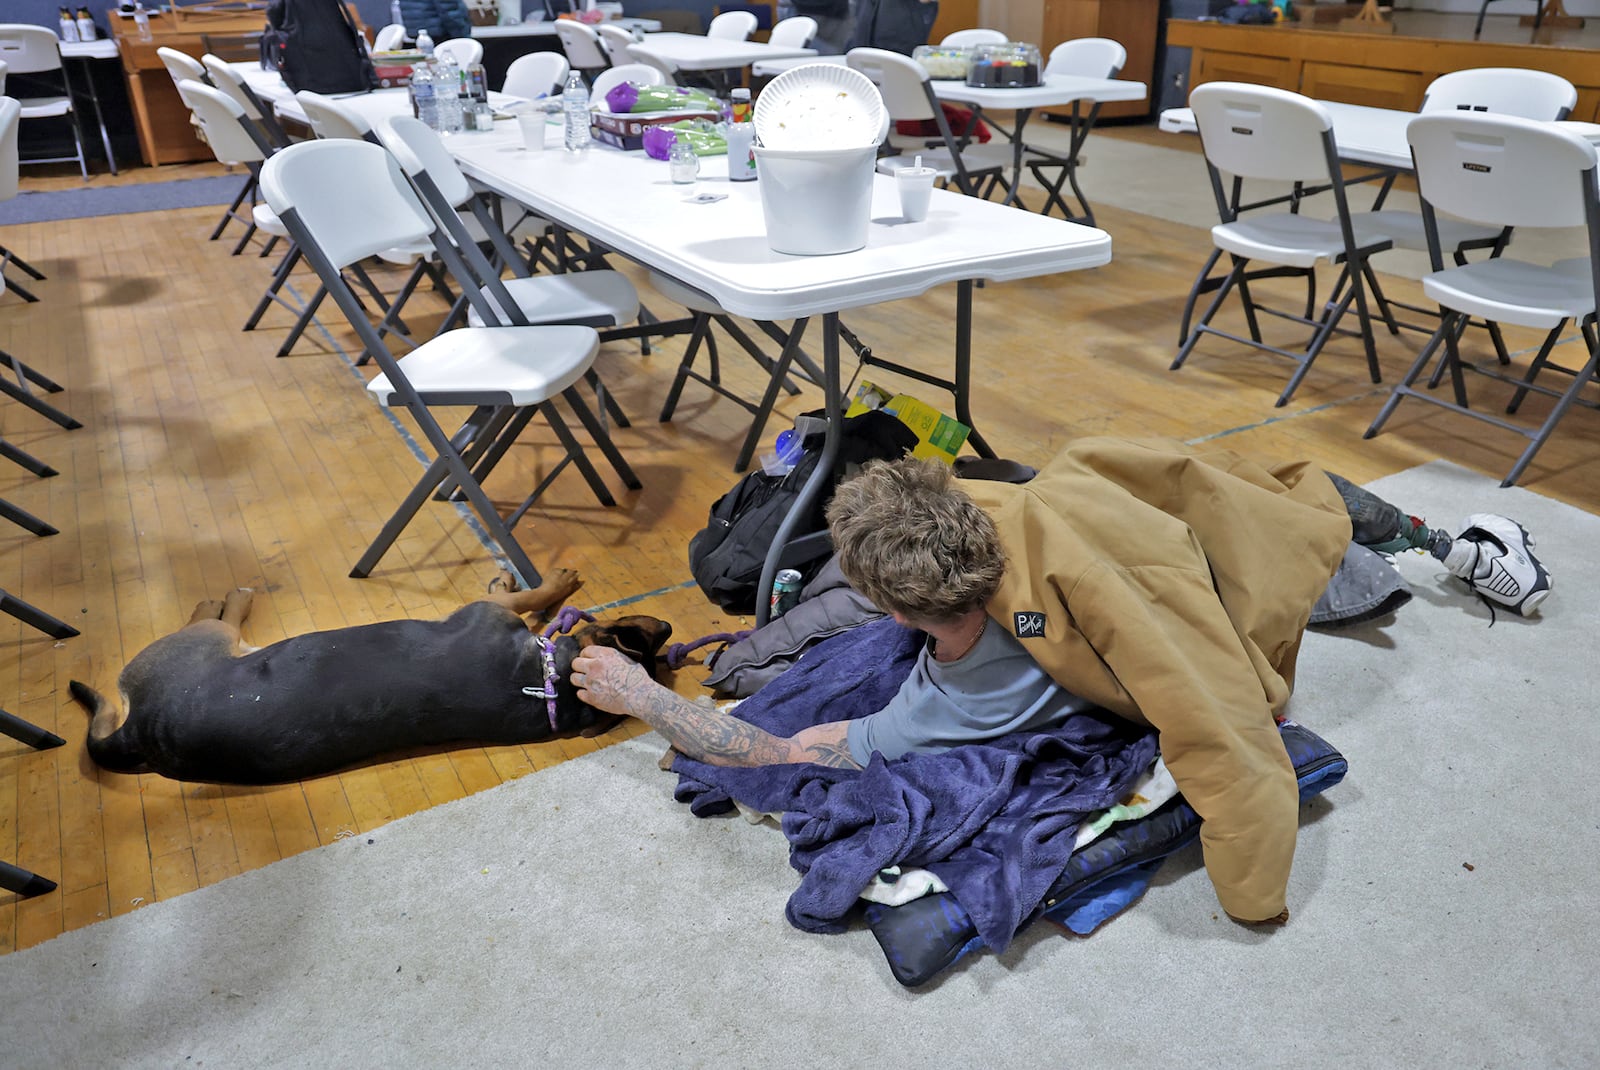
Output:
[
  {"xmin": 261, "ymin": 0, "xmax": 377, "ymax": 96},
  {"xmin": 688, "ymin": 411, "xmax": 918, "ymax": 614}
]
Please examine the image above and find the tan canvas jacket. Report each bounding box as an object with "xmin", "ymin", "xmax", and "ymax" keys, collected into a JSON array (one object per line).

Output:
[{"xmin": 962, "ymin": 438, "xmax": 1351, "ymax": 922}]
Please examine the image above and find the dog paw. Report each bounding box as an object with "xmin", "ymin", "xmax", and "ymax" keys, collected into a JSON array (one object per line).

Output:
[
  {"xmin": 534, "ymin": 567, "xmax": 583, "ymax": 607},
  {"xmin": 487, "ymin": 569, "xmax": 519, "ymax": 595}
]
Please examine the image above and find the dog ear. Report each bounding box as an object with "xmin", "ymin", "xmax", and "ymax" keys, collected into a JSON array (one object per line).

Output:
[{"xmin": 603, "ymin": 615, "xmax": 673, "ymax": 657}]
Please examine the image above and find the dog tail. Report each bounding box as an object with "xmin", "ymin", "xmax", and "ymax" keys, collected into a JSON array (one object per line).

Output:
[{"xmin": 69, "ymin": 680, "xmax": 149, "ymax": 774}]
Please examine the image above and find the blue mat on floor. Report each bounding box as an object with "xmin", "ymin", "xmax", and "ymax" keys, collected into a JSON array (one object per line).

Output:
[{"xmin": 0, "ymin": 175, "xmax": 246, "ymax": 225}]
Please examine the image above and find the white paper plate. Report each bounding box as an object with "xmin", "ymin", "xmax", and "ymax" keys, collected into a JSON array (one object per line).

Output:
[{"xmin": 753, "ymin": 62, "xmax": 886, "ymax": 152}]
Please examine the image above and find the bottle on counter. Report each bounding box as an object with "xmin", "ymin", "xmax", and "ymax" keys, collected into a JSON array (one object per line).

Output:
[
  {"xmin": 435, "ymin": 54, "xmax": 463, "ymax": 134},
  {"xmin": 75, "ymin": 7, "xmax": 97, "ymax": 41},
  {"xmin": 58, "ymin": 7, "xmax": 80, "ymax": 43},
  {"xmin": 562, "ymin": 69, "xmax": 590, "ymax": 153},
  {"xmin": 410, "ymin": 62, "xmax": 439, "ymax": 130}
]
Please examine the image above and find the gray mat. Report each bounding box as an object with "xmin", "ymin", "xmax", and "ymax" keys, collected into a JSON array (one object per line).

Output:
[
  {"xmin": 1, "ymin": 462, "xmax": 1595, "ymax": 1068},
  {"xmin": 0, "ymin": 175, "xmax": 246, "ymax": 225}
]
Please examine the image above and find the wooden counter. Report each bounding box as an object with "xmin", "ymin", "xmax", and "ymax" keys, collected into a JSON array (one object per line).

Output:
[
  {"xmin": 109, "ymin": 6, "xmax": 271, "ymax": 165},
  {"xmin": 1166, "ymin": 19, "xmax": 1600, "ymax": 122}
]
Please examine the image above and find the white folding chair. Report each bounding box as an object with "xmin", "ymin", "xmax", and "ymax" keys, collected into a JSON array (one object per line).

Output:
[
  {"xmin": 1365, "ymin": 113, "xmax": 1600, "ymax": 488},
  {"xmin": 707, "ymin": 11, "xmax": 758, "ymax": 40},
  {"xmin": 0, "ymin": 65, "xmax": 48, "ymax": 304},
  {"xmin": 647, "ymin": 270, "xmax": 822, "ymax": 473},
  {"xmin": 373, "ymin": 23, "xmax": 407, "ymax": 52},
  {"xmin": 156, "ymin": 46, "xmax": 207, "ymax": 86},
  {"xmin": 0, "ymin": 95, "xmax": 79, "ymax": 432},
  {"xmin": 177, "ymin": 79, "xmax": 329, "ymax": 358},
  {"xmin": 434, "ymin": 36, "xmax": 484, "ymax": 69},
  {"xmin": 769, "ymin": 16, "xmax": 817, "ymax": 48},
  {"xmin": 590, "ymin": 62, "xmax": 667, "ymax": 106},
  {"xmin": 377, "ymin": 114, "xmax": 654, "ymax": 433},
  {"xmin": 1020, "ymin": 37, "xmax": 1126, "ymax": 225},
  {"xmin": 596, "ymin": 23, "xmax": 637, "ymax": 67},
  {"xmin": 203, "ymin": 53, "xmax": 295, "ymax": 152},
  {"xmin": 847, "ymin": 47, "xmax": 1009, "ymax": 199},
  {"xmin": 1351, "ymin": 67, "xmax": 1578, "ymax": 351},
  {"xmin": 555, "ymin": 19, "xmax": 610, "ymax": 77},
  {"xmin": 501, "ymin": 51, "xmax": 570, "ymax": 98},
  {"xmin": 295, "ymin": 89, "xmax": 447, "ymax": 349},
  {"xmin": 1174, "ymin": 82, "xmax": 1395, "ymax": 407},
  {"xmin": 260, "ymin": 137, "xmax": 632, "ymax": 587},
  {"xmin": 0, "ymin": 25, "xmax": 87, "ymax": 181},
  {"xmin": 939, "ymin": 28, "xmax": 1007, "ymax": 48},
  {"xmin": 624, "ymin": 44, "xmax": 680, "ymax": 88}
]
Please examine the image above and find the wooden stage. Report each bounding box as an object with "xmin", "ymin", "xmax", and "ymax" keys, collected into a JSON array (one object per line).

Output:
[{"xmin": 1169, "ymin": 10, "xmax": 1600, "ymax": 120}]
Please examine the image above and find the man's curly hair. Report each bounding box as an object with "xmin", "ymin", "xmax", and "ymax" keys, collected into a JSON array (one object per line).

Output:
[{"xmin": 825, "ymin": 457, "xmax": 1006, "ymax": 621}]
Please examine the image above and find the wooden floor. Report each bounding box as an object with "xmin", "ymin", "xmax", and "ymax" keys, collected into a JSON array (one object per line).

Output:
[{"xmin": 3, "ymin": 126, "xmax": 1597, "ymax": 956}]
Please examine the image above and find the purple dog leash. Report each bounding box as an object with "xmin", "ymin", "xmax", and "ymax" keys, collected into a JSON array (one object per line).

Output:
[{"xmin": 523, "ymin": 606, "xmax": 598, "ymax": 732}]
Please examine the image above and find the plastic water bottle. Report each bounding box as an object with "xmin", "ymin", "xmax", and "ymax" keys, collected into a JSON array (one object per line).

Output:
[
  {"xmin": 410, "ymin": 63, "xmax": 439, "ymax": 131},
  {"xmin": 435, "ymin": 55, "xmax": 463, "ymax": 134},
  {"xmin": 415, "ymin": 29, "xmax": 435, "ymax": 57},
  {"xmin": 133, "ymin": 1, "xmax": 152, "ymax": 42},
  {"xmin": 563, "ymin": 69, "xmax": 590, "ymax": 153}
]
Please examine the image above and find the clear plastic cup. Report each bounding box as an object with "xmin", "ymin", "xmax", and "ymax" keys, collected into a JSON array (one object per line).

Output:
[
  {"xmin": 517, "ymin": 111, "xmax": 547, "ymax": 152},
  {"xmin": 896, "ymin": 166, "xmax": 937, "ymax": 223}
]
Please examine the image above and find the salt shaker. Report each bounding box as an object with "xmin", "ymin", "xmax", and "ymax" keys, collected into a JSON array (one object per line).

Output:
[{"xmin": 668, "ymin": 135, "xmax": 699, "ymax": 184}]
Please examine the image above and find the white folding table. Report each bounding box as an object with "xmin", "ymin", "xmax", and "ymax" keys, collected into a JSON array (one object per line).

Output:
[
  {"xmin": 60, "ymin": 37, "xmax": 121, "ymax": 175},
  {"xmin": 1160, "ymin": 102, "xmax": 1600, "ymax": 169},
  {"xmin": 933, "ymin": 75, "xmax": 1147, "ymax": 222},
  {"xmin": 633, "ymin": 32, "xmax": 816, "ymax": 72},
  {"xmin": 448, "ymin": 123, "xmax": 1112, "ymax": 623}
]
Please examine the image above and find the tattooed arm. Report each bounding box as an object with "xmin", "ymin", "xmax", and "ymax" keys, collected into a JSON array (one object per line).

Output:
[{"xmin": 570, "ymin": 645, "xmax": 861, "ymax": 769}]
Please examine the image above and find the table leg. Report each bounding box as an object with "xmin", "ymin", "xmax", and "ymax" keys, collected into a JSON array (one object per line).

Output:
[
  {"xmin": 70, "ymin": 55, "xmax": 119, "ymax": 175},
  {"xmin": 954, "ymin": 279, "xmax": 994, "ymax": 460},
  {"xmin": 1001, "ymin": 107, "xmax": 1032, "ymax": 209},
  {"xmin": 755, "ymin": 311, "xmax": 841, "ymax": 629}
]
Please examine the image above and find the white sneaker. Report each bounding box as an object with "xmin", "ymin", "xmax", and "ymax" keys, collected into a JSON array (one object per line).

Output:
[{"xmin": 1442, "ymin": 514, "xmax": 1551, "ymax": 616}]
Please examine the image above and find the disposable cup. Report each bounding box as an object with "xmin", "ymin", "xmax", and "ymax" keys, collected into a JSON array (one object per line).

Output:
[
  {"xmin": 517, "ymin": 112, "xmax": 547, "ymax": 152},
  {"xmin": 896, "ymin": 166, "xmax": 937, "ymax": 223}
]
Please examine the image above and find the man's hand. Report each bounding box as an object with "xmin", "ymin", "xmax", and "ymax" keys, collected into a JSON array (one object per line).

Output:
[{"xmin": 570, "ymin": 644, "xmax": 652, "ymax": 717}]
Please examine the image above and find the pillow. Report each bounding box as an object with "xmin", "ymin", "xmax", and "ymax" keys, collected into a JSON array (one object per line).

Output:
[{"xmin": 863, "ymin": 720, "xmax": 1348, "ymax": 988}]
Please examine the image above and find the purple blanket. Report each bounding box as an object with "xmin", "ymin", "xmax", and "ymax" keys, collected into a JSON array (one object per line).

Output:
[{"xmin": 672, "ymin": 618, "xmax": 1158, "ymax": 952}]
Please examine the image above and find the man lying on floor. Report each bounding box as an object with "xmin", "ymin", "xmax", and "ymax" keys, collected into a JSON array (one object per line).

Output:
[{"xmin": 572, "ymin": 437, "xmax": 1551, "ymax": 926}]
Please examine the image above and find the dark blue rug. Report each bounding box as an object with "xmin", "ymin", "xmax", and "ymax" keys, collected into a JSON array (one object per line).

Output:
[{"xmin": 0, "ymin": 175, "xmax": 247, "ymax": 225}]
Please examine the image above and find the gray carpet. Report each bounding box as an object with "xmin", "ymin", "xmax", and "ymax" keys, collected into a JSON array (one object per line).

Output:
[
  {"xmin": 0, "ymin": 175, "xmax": 247, "ymax": 225},
  {"xmin": 0, "ymin": 462, "xmax": 1594, "ymax": 1068}
]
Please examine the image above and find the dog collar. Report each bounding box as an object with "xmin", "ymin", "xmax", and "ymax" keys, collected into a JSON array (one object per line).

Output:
[{"xmin": 521, "ymin": 635, "xmax": 561, "ymax": 732}]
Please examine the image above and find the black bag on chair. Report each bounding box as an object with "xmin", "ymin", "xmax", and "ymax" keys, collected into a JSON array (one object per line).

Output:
[{"xmin": 260, "ymin": 0, "xmax": 377, "ymax": 95}]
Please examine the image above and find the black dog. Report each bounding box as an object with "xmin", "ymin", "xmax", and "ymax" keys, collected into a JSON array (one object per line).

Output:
[{"xmin": 69, "ymin": 578, "xmax": 672, "ymax": 784}]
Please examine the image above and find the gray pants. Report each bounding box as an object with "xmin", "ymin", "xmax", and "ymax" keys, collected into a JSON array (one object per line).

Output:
[{"xmin": 1311, "ymin": 471, "xmax": 1450, "ymax": 626}]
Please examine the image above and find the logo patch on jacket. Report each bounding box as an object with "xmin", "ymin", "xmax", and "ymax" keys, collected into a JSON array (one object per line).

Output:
[{"xmin": 1013, "ymin": 611, "xmax": 1047, "ymax": 639}]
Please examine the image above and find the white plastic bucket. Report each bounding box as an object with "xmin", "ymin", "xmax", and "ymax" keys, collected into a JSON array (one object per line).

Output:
[{"xmin": 754, "ymin": 144, "xmax": 879, "ymax": 256}]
